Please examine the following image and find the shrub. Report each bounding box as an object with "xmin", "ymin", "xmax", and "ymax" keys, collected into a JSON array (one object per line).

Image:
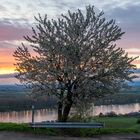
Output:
[
  {"xmin": 106, "ymin": 111, "xmax": 117, "ymax": 117},
  {"xmin": 137, "ymin": 118, "xmax": 140, "ymax": 124}
]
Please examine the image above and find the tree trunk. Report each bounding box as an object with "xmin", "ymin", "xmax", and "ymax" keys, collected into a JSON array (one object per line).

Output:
[
  {"xmin": 60, "ymin": 81, "xmax": 73, "ymax": 122},
  {"xmin": 58, "ymin": 102, "xmax": 62, "ymax": 122},
  {"xmin": 62, "ymin": 101, "xmax": 73, "ymax": 122}
]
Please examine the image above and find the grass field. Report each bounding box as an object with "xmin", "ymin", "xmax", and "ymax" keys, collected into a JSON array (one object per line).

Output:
[
  {"xmin": 0, "ymin": 116, "xmax": 139, "ymax": 137},
  {"xmin": 95, "ymin": 117, "xmax": 139, "ymax": 128}
]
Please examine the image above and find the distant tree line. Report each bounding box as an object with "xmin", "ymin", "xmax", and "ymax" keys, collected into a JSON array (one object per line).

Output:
[{"xmin": 0, "ymin": 93, "xmax": 139, "ymax": 112}]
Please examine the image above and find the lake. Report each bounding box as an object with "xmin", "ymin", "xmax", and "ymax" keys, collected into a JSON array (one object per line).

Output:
[{"xmin": 0, "ymin": 103, "xmax": 140, "ymax": 123}]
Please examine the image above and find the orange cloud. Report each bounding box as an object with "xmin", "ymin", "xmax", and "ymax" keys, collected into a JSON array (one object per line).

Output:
[
  {"xmin": 0, "ymin": 47, "xmax": 16, "ymax": 74},
  {"xmin": 0, "ymin": 60, "xmax": 15, "ymax": 74}
]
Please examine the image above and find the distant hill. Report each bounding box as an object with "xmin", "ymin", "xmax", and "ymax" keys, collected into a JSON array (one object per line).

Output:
[
  {"xmin": 0, "ymin": 84, "xmax": 139, "ymax": 96},
  {"xmin": 0, "ymin": 85, "xmax": 29, "ymax": 95},
  {"xmin": 128, "ymin": 69, "xmax": 140, "ymax": 87},
  {"xmin": 128, "ymin": 81, "xmax": 140, "ymax": 87},
  {"xmin": 0, "ymin": 85, "xmax": 26, "ymax": 91}
]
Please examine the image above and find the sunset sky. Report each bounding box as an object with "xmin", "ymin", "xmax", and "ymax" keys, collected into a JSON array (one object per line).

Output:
[{"xmin": 0, "ymin": 0, "xmax": 140, "ymax": 84}]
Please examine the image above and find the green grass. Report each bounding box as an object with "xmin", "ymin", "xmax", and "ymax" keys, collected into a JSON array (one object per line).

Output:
[
  {"xmin": 0, "ymin": 123, "xmax": 30, "ymax": 131},
  {"xmin": 95, "ymin": 117, "xmax": 138, "ymax": 128},
  {"xmin": 0, "ymin": 123, "xmax": 60, "ymax": 136},
  {"xmin": 0, "ymin": 117, "xmax": 139, "ymax": 137}
]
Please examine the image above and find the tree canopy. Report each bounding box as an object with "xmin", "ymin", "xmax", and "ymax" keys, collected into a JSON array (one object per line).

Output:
[{"xmin": 13, "ymin": 5, "xmax": 137, "ymax": 122}]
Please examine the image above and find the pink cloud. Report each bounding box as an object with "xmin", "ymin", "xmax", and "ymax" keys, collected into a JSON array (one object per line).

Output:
[
  {"xmin": 117, "ymin": 30, "xmax": 140, "ymax": 50},
  {"xmin": 127, "ymin": 52, "xmax": 140, "ymax": 56},
  {"xmin": 0, "ymin": 24, "xmax": 31, "ymax": 41}
]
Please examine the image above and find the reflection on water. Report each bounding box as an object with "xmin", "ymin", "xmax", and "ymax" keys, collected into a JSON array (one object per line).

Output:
[
  {"xmin": 94, "ymin": 103, "xmax": 140, "ymax": 115},
  {"xmin": 0, "ymin": 109, "xmax": 57, "ymax": 123},
  {"xmin": 0, "ymin": 103, "xmax": 140, "ymax": 123}
]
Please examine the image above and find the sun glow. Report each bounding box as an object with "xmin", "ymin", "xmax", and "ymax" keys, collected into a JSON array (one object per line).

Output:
[{"xmin": 0, "ymin": 67, "xmax": 16, "ymax": 75}]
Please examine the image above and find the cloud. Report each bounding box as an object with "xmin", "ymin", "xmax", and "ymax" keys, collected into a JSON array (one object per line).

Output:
[
  {"xmin": 104, "ymin": 3, "xmax": 140, "ymax": 53},
  {"xmin": 0, "ymin": 23, "xmax": 31, "ymax": 41},
  {"xmin": 0, "ymin": 0, "xmax": 139, "ymax": 72},
  {"xmin": 0, "ymin": 73, "xmax": 19, "ymax": 84},
  {"xmin": 0, "ymin": 18, "xmax": 30, "ymax": 26},
  {"xmin": 134, "ymin": 69, "xmax": 140, "ymax": 73},
  {"xmin": 104, "ymin": 3, "xmax": 140, "ymax": 31},
  {"xmin": 125, "ymin": 48, "xmax": 140, "ymax": 56},
  {"xmin": 0, "ymin": 73, "xmax": 16, "ymax": 78},
  {"xmin": 0, "ymin": 5, "xmax": 7, "ymax": 12},
  {"xmin": 95, "ymin": 0, "xmax": 140, "ymax": 11}
]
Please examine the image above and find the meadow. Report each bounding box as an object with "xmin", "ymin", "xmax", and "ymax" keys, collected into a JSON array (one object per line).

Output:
[{"xmin": 0, "ymin": 116, "xmax": 139, "ymax": 136}]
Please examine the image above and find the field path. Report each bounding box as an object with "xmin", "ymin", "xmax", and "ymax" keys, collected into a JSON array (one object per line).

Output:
[{"xmin": 0, "ymin": 131, "xmax": 140, "ymax": 140}]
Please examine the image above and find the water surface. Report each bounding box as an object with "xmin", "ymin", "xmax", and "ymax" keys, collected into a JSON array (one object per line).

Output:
[{"xmin": 0, "ymin": 103, "xmax": 140, "ymax": 123}]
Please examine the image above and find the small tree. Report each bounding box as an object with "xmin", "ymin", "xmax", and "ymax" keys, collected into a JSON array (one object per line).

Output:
[{"xmin": 13, "ymin": 5, "xmax": 137, "ymax": 122}]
